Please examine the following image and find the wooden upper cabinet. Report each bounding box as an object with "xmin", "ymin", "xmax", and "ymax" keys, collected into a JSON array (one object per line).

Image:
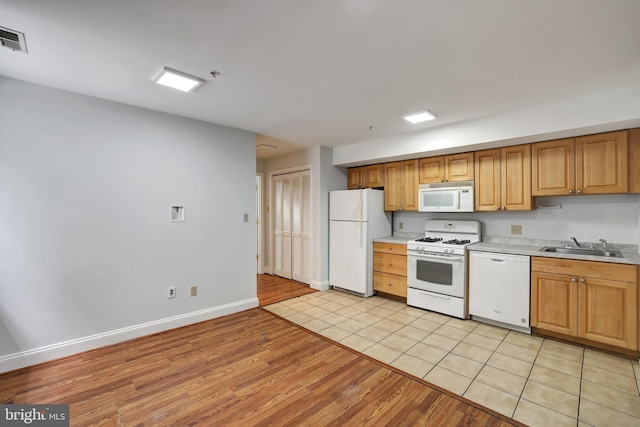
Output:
[
  {"xmin": 532, "ymin": 131, "xmax": 628, "ymax": 196},
  {"xmin": 502, "ymin": 144, "xmax": 532, "ymax": 210},
  {"xmin": 577, "ymin": 131, "xmax": 628, "ymax": 194},
  {"xmin": 474, "ymin": 149, "xmax": 501, "ymax": 211},
  {"xmin": 384, "ymin": 160, "xmax": 419, "ymax": 211},
  {"xmin": 384, "ymin": 162, "xmax": 403, "ymax": 211},
  {"xmin": 366, "ymin": 164, "xmax": 384, "ymax": 188},
  {"xmin": 347, "ymin": 164, "xmax": 384, "ymax": 190},
  {"xmin": 402, "ymin": 160, "xmax": 419, "ymax": 210},
  {"xmin": 630, "ymin": 128, "xmax": 640, "ymax": 193},
  {"xmin": 347, "ymin": 166, "xmax": 367, "ymax": 190},
  {"xmin": 475, "ymin": 145, "xmax": 531, "ymax": 211},
  {"xmin": 419, "ymin": 157, "xmax": 444, "ymax": 183},
  {"xmin": 531, "ymin": 138, "xmax": 575, "ymax": 196},
  {"xmin": 419, "ymin": 152, "xmax": 474, "ymax": 183}
]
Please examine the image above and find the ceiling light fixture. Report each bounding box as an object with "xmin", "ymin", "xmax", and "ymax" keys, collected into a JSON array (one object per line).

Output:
[
  {"xmin": 153, "ymin": 67, "xmax": 204, "ymax": 92},
  {"xmin": 404, "ymin": 110, "xmax": 437, "ymax": 124},
  {"xmin": 256, "ymin": 144, "xmax": 278, "ymax": 150}
]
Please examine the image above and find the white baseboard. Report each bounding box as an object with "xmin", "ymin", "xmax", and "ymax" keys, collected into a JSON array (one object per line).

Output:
[
  {"xmin": 0, "ymin": 298, "xmax": 259, "ymax": 374},
  {"xmin": 311, "ymin": 280, "xmax": 330, "ymax": 291}
]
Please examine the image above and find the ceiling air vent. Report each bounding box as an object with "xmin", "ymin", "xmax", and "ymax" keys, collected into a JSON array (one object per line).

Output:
[{"xmin": 0, "ymin": 26, "xmax": 28, "ymax": 53}]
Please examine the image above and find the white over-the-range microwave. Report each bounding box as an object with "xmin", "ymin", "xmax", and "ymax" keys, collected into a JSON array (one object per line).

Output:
[{"xmin": 418, "ymin": 181, "xmax": 474, "ymax": 212}]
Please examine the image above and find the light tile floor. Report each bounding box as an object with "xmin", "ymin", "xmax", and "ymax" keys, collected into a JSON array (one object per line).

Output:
[{"xmin": 264, "ymin": 290, "xmax": 640, "ymax": 427}]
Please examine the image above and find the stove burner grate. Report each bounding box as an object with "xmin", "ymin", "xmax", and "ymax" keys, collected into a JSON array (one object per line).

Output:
[
  {"xmin": 442, "ymin": 239, "xmax": 471, "ymax": 245},
  {"xmin": 414, "ymin": 237, "xmax": 443, "ymax": 243}
]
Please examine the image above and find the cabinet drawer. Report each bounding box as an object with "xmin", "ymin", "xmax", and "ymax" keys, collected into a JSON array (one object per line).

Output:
[
  {"xmin": 373, "ymin": 242, "xmax": 406, "ymax": 255},
  {"xmin": 531, "ymin": 257, "xmax": 637, "ymax": 283},
  {"xmin": 374, "ymin": 253, "xmax": 407, "ymax": 276},
  {"xmin": 373, "ymin": 272, "xmax": 407, "ymax": 297}
]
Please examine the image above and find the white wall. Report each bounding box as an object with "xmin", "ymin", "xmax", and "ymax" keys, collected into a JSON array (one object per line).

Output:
[
  {"xmin": 393, "ymin": 194, "xmax": 640, "ymax": 247},
  {"xmin": 0, "ymin": 77, "xmax": 257, "ymax": 371}
]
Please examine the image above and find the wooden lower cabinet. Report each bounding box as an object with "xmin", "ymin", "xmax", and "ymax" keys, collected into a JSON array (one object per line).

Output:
[
  {"xmin": 579, "ymin": 277, "xmax": 638, "ymax": 350},
  {"xmin": 373, "ymin": 242, "xmax": 407, "ymax": 298},
  {"xmin": 531, "ymin": 271, "xmax": 579, "ymax": 336},
  {"xmin": 531, "ymin": 257, "xmax": 638, "ymax": 351}
]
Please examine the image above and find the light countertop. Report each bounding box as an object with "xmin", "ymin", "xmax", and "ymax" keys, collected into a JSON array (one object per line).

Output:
[
  {"xmin": 468, "ymin": 238, "xmax": 640, "ymax": 266},
  {"xmin": 373, "ymin": 236, "xmax": 640, "ymax": 265}
]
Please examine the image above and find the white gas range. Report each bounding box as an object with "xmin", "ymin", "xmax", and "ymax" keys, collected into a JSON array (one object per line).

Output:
[{"xmin": 406, "ymin": 220, "xmax": 481, "ymax": 319}]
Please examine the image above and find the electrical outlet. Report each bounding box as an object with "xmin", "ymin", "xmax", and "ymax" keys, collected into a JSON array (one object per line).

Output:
[
  {"xmin": 399, "ymin": 222, "xmax": 404, "ymax": 230},
  {"xmin": 243, "ymin": 213, "xmax": 249, "ymax": 222},
  {"xmin": 510, "ymin": 225, "xmax": 522, "ymax": 235},
  {"xmin": 167, "ymin": 286, "xmax": 176, "ymax": 299},
  {"xmin": 190, "ymin": 286, "xmax": 197, "ymax": 297}
]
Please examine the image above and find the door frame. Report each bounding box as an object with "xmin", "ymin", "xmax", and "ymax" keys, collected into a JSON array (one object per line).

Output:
[{"xmin": 256, "ymin": 173, "xmax": 264, "ymax": 275}]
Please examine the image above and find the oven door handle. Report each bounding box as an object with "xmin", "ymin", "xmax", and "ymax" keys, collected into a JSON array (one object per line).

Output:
[
  {"xmin": 416, "ymin": 290, "xmax": 451, "ymax": 300},
  {"xmin": 409, "ymin": 251, "xmax": 464, "ymax": 262}
]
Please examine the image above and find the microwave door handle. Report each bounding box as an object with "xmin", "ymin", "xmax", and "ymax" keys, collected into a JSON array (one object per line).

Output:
[{"xmin": 456, "ymin": 190, "xmax": 461, "ymax": 209}]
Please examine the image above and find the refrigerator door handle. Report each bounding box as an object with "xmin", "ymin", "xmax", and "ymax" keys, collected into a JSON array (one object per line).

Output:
[{"xmin": 358, "ymin": 191, "xmax": 364, "ymax": 248}]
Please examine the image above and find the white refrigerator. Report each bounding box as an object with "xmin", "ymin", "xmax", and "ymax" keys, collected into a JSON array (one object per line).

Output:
[{"xmin": 329, "ymin": 189, "xmax": 391, "ymax": 296}]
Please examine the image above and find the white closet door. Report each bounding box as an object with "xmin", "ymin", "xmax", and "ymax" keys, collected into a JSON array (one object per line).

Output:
[
  {"xmin": 273, "ymin": 170, "xmax": 312, "ymax": 284},
  {"xmin": 274, "ymin": 174, "xmax": 292, "ymax": 278},
  {"xmin": 292, "ymin": 170, "xmax": 312, "ymax": 284}
]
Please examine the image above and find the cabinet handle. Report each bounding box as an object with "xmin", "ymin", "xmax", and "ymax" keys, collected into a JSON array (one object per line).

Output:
[
  {"xmin": 580, "ymin": 278, "xmax": 586, "ymax": 283},
  {"xmin": 502, "ymin": 206, "xmax": 506, "ymax": 210},
  {"xmin": 571, "ymin": 277, "xmax": 577, "ymax": 282},
  {"xmin": 569, "ymin": 189, "xmax": 574, "ymax": 194},
  {"xmin": 577, "ymin": 189, "xmax": 583, "ymax": 194},
  {"xmin": 496, "ymin": 206, "xmax": 501, "ymax": 211}
]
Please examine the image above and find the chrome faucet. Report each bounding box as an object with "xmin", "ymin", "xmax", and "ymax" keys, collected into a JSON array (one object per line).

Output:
[
  {"xmin": 599, "ymin": 238, "xmax": 608, "ymax": 251},
  {"xmin": 570, "ymin": 236, "xmax": 581, "ymax": 247}
]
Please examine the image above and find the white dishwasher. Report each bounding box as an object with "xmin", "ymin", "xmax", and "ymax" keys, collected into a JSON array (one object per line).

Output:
[{"xmin": 468, "ymin": 251, "xmax": 531, "ymax": 333}]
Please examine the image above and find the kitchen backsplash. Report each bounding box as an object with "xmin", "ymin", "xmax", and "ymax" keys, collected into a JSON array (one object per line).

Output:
[{"xmin": 392, "ymin": 194, "xmax": 640, "ymax": 246}]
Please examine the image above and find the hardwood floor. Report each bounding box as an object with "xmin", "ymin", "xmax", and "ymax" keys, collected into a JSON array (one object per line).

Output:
[
  {"xmin": 0, "ymin": 279, "xmax": 520, "ymax": 426},
  {"xmin": 257, "ymin": 273, "xmax": 317, "ymax": 306}
]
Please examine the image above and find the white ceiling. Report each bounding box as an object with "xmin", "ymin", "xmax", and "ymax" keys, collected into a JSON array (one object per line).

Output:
[{"xmin": 2, "ymin": 1, "xmax": 640, "ymax": 160}]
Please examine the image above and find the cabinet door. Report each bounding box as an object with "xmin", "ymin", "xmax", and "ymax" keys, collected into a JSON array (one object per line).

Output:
[
  {"xmin": 446, "ymin": 152, "xmax": 474, "ymax": 182},
  {"xmin": 402, "ymin": 160, "xmax": 419, "ymax": 211},
  {"xmin": 373, "ymin": 242, "xmax": 406, "ymax": 255},
  {"xmin": 384, "ymin": 162, "xmax": 403, "ymax": 211},
  {"xmin": 474, "ymin": 149, "xmax": 501, "ymax": 211},
  {"xmin": 374, "ymin": 253, "xmax": 407, "ymax": 276},
  {"xmin": 578, "ymin": 277, "xmax": 638, "ymax": 350},
  {"xmin": 501, "ymin": 144, "xmax": 532, "ymax": 210},
  {"xmin": 366, "ymin": 164, "xmax": 384, "ymax": 188},
  {"xmin": 576, "ymin": 131, "xmax": 628, "ymax": 194},
  {"xmin": 531, "ymin": 272, "xmax": 578, "ymax": 336},
  {"xmin": 419, "ymin": 156, "xmax": 445, "ymax": 183},
  {"xmin": 373, "ymin": 271, "xmax": 407, "ymax": 297},
  {"xmin": 532, "ymin": 138, "xmax": 575, "ymax": 196},
  {"xmin": 348, "ymin": 167, "xmax": 366, "ymax": 190}
]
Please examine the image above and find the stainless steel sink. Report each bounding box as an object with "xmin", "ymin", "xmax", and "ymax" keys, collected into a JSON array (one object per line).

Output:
[{"xmin": 539, "ymin": 246, "xmax": 622, "ymax": 257}]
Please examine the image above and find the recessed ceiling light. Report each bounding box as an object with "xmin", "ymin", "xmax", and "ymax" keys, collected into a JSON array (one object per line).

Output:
[
  {"xmin": 404, "ymin": 110, "xmax": 437, "ymax": 124},
  {"xmin": 256, "ymin": 144, "xmax": 278, "ymax": 150},
  {"xmin": 153, "ymin": 67, "xmax": 204, "ymax": 92}
]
